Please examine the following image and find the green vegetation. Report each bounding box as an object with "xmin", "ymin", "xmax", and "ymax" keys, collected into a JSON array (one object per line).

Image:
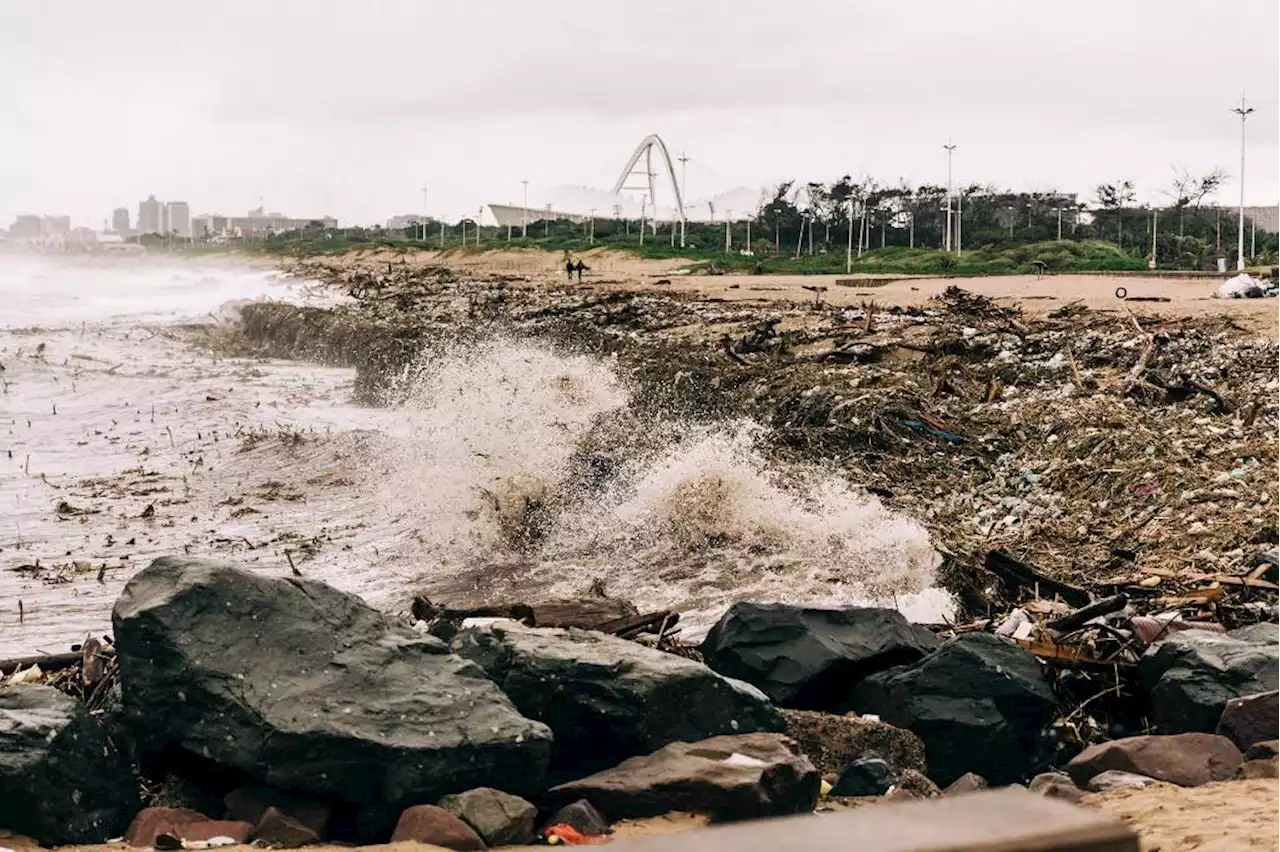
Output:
[{"xmin": 220, "ymin": 168, "xmax": 1277, "ymax": 276}]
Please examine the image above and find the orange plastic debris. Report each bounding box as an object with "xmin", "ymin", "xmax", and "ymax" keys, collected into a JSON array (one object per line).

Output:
[{"xmin": 544, "ymin": 823, "xmax": 613, "ymax": 845}]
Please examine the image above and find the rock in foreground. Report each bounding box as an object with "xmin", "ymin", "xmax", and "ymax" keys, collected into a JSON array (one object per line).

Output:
[
  {"xmin": 1066, "ymin": 733, "xmax": 1242, "ymax": 788},
  {"xmin": 438, "ymin": 787, "xmax": 537, "ymax": 847},
  {"xmin": 452, "ymin": 622, "xmax": 782, "ymax": 776},
  {"xmin": 0, "ymin": 684, "xmax": 140, "ymax": 845},
  {"xmin": 545, "ymin": 732, "xmax": 820, "ymax": 822},
  {"xmin": 1215, "ymin": 690, "xmax": 1279, "ymax": 752},
  {"xmin": 1139, "ymin": 629, "xmax": 1279, "ymax": 734},
  {"xmin": 112, "ymin": 557, "xmax": 552, "ymax": 815},
  {"xmin": 845, "ymin": 633, "xmax": 1057, "ymax": 786},
  {"xmin": 700, "ymin": 603, "xmax": 939, "ymax": 710}
]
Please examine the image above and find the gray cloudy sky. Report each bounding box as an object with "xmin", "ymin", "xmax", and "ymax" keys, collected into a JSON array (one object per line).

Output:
[{"xmin": 3, "ymin": 0, "xmax": 1277, "ymax": 227}]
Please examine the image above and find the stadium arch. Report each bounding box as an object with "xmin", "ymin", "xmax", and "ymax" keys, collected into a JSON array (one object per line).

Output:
[{"xmin": 611, "ymin": 134, "xmax": 687, "ymax": 246}]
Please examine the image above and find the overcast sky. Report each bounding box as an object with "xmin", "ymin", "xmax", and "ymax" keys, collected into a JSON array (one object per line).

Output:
[{"xmin": 3, "ymin": 0, "xmax": 1277, "ymax": 227}]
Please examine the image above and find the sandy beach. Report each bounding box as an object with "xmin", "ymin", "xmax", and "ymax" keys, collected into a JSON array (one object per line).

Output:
[{"xmin": 287, "ymin": 247, "xmax": 1280, "ymax": 339}]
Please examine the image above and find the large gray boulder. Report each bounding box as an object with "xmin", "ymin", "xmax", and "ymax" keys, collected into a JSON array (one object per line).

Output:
[
  {"xmin": 112, "ymin": 557, "xmax": 552, "ymax": 816},
  {"xmin": 699, "ymin": 603, "xmax": 940, "ymax": 710},
  {"xmin": 1139, "ymin": 629, "xmax": 1279, "ymax": 734},
  {"xmin": 544, "ymin": 733, "xmax": 820, "ymax": 822},
  {"xmin": 451, "ymin": 623, "xmax": 783, "ymax": 778},
  {"xmin": 844, "ymin": 633, "xmax": 1057, "ymax": 787},
  {"xmin": 0, "ymin": 685, "xmax": 140, "ymax": 845}
]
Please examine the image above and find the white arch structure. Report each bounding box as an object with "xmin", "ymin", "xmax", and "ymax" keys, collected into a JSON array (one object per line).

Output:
[{"xmin": 611, "ymin": 133, "xmax": 686, "ymax": 245}]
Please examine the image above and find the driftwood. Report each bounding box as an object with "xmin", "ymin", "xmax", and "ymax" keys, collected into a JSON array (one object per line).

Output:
[
  {"xmin": 1, "ymin": 649, "xmax": 114, "ymax": 677},
  {"xmin": 1046, "ymin": 594, "xmax": 1129, "ymax": 633},
  {"xmin": 595, "ymin": 610, "xmax": 679, "ymax": 639},
  {"xmin": 985, "ymin": 550, "xmax": 1092, "ymax": 608}
]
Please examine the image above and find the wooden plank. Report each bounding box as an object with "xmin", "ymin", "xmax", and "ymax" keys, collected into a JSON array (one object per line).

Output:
[{"xmin": 607, "ymin": 787, "xmax": 1137, "ymax": 852}]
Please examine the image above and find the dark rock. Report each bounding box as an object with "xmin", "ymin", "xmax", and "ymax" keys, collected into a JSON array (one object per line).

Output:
[
  {"xmin": 545, "ymin": 732, "xmax": 820, "ymax": 822},
  {"xmin": 1084, "ymin": 771, "xmax": 1161, "ymax": 793},
  {"xmin": 845, "ymin": 633, "xmax": 1057, "ymax": 786},
  {"xmin": 112, "ymin": 557, "xmax": 552, "ymax": 823},
  {"xmin": 830, "ymin": 757, "xmax": 898, "ymax": 797},
  {"xmin": 1066, "ymin": 733, "xmax": 1242, "ymax": 788},
  {"xmin": 1237, "ymin": 757, "xmax": 1279, "ymax": 779},
  {"xmin": 124, "ymin": 807, "xmax": 254, "ymax": 847},
  {"xmin": 542, "ymin": 799, "xmax": 610, "ymax": 837},
  {"xmin": 0, "ymin": 684, "xmax": 140, "ymax": 845},
  {"xmin": 390, "ymin": 805, "xmax": 486, "ymax": 850},
  {"xmin": 224, "ymin": 782, "xmax": 329, "ymax": 838},
  {"xmin": 1216, "ymin": 690, "xmax": 1279, "ymax": 751},
  {"xmin": 895, "ymin": 769, "xmax": 940, "ymax": 798},
  {"xmin": 1229, "ymin": 622, "xmax": 1279, "ymax": 643},
  {"xmin": 451, "ymin": 622, "xmax": 782, "ymax": 777},
  {"xmin": 941, "ymin": 772, "xmax": 988, "ymax": 796},
  {"xmin": 437, "ymin": 787, "xmax": 537, "ymax": 847},
  {"xmin": 253, "ymin": 807, "xmax": 320, "ymax": 848},
  {"xmin": 1028, "ymin": 772, "xmax": 1083, "ymax": 804},
  {"xmin": 699, "ymin": 603, "xmax": 939, "ymax": 710},
  {"xmin": 1245, "ymin": 739, "xmax": 1280, "ymax": 760},
  {"xmin": 780, "ymin": 708, "xmax": 926, "ymax": 776},
  {"xmin": 1139, "ymin": 629, "xmax": 1279, "ymax": 734}
]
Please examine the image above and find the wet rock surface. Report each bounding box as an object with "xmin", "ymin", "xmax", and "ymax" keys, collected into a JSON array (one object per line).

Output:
[
  {"xmin": 699, "ymin": 603, "xmax": 939, "ymax": 710},
  {"xmin": 544, "ymin": 732, "xmax": 820, "ymax": 822},
  {"xmin": 844, "ymin": 633, "xmax": 1057, "ymax": 786},
  {"xmin": 0, "ymin": 684, "xmax": 140, "ymax": 845},
  {"xmin": 112, "ymin": 557, "xmax": 553, "ymax": 817},
  {"xmin": 451, "ymin": 622, "xmax": 783, "ymax": 777}
]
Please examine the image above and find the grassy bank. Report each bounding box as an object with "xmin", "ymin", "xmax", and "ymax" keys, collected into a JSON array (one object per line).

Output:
[{"xmin": 244, "ymin": 227, "xmax": 1148, "ymax": 277}]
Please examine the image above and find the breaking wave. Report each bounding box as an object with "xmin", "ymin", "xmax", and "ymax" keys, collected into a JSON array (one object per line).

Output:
[{"xmin": 369, "ymin": 336, "xmax": 950, "ymax": 633}]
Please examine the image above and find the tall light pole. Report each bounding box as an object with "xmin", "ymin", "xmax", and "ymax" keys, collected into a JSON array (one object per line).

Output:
[
  {"xmin": 1231, "ymin": 96, "xmax": 1253, "ymax": 271},
  {"xmin": 420, "ymin": 185, "xmax": 429, "ymax": 242},
  {"xmin": 589, "ymin": 208, "xmax": 596, "ymax": 245},
  {"xmin": 521, "ymin": 180, "xmax": 529, "ymax": 239},
  {"xmin": 943, "ymin": 141, "xmax": 956, "ymax": 252},
  {"xmin": 846, "ymin": 198, "xmax": 855, "ymax": 273},
  {"xmin": 678, "ymin": 151, "xmax": 690, "ymax": 248}
]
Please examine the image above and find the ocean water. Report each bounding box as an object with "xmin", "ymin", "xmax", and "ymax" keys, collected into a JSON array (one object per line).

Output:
[{"xmin": 0, "ymin": 255, "xmax": 950, "ymax": 657}]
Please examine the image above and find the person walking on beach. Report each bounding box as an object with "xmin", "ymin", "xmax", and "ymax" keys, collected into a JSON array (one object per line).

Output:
[
  {"xmin": 574, "ymin": 259, "xmax": 588, "ymax": 281},
  {"xmin": 565, "ymin": 258, "xmax": 575, "ymax": 281}
]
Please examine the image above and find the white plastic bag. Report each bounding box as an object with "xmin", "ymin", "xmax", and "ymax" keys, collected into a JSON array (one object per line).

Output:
[{"xmin": 1215, "ymin": 273, "xmax": 1262, "ymax": 299}]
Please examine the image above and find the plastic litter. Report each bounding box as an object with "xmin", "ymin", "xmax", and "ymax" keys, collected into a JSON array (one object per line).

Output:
[{"xmin": 1215, "ymin": 273, "xmax": 1265, "ymax": 299}]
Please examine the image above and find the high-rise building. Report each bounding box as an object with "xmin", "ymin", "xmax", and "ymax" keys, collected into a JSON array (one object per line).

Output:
[
  {"xmin": 112, "ymin": 207, "xmax": 131, "ymax": 234},
  {"xmin": 8, "ymin": 215, "xmax": 41, "ymax": 239},
  {"xmin": 164, "ymin": 201, "xmax": 191, "ymax": 239},
  {"xmin": 138, "ymin": 195, "xmax": 163, "ymax": 235},
  {"xmin": 40, "ymin": 215, "xmax": 71, "ymax": 237}
]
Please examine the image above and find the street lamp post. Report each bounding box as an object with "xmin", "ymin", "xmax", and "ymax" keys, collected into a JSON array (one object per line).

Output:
[
  {"xmin": 943, "ymin": 141, "xmax": 957, "ymax": 252},
  {"xmin": 1231, "ymin": 96, "xmax": 1253, "ymax": 271},
  {"xmin": 521, "ymin": 180, "xmax": 529, "ymax": 239},
  {"xmin": 589, "ymin": 208, "xmax": 596, "ymax": 245},
  {"xmin": 420, "ymin": 185, "xmax": 429, "ymax": 242},
  {"xmin": 846, "ymin": 198, "xmax": 854, "ymax": 274}
]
